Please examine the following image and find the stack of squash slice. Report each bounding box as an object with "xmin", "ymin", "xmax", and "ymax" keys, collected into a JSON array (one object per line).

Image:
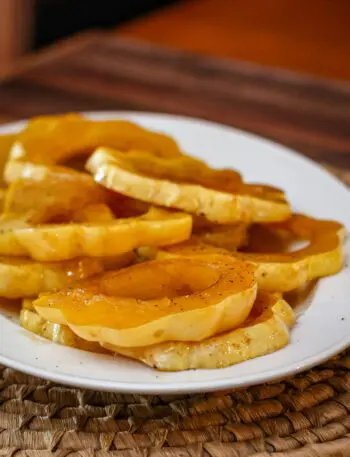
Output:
[{"xmin": 0, "ymin": 113, "xmax": 343, "ymax": 371}]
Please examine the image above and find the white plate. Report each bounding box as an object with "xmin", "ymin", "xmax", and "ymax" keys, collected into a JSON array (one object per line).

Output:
[{"xmin": 0, "ymin": 112, "xmax": 349, "ymax": 394}]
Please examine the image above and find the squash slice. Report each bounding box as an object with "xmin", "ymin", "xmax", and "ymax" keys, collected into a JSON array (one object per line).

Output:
[
  {"xmin": 22, "ymin": 298, "xmax": 35, "ymax": 310},
  {"xmin": 9, "ymin": 113, "xmax": 182, "ymax": 165},
  {"xmin": 0, "ymin": 254, "xmax": 135, "ymax": 299},
  {"xmin": 137, "ymin": 219, "xmax": 248, "ymax": 261},
  {"xmin": 0, "ymin": 189, "xmax": 6, "ymax": 213},
  {"xmin": 3, "ymin": 175, "xmax": 108, "ymax": 224},
  {"xmin": 34, "ymin": 256, "xmax": 257, "ymax": 347},
  {"xmin": 4, "ymin": 160, "xmax": 149, "ymax": 220},
  {"xmin": 193, "ymin": 217, "xmax": 248, "ymax": 251},
  {"xmin": 71, "ymin": 203, "xmax": 116, "ymax": 223},
  {"xmin": 0, "ymin": 207, "xmax": 192, "ymax": 261},
  {"xmin": 105, "ymin": 291, "xmax": 296, "ymax": 371},
  {"xmin": 0, "ymin": 133, "xmax": 15, "ymax": 185},
  {"xmin": 157, "ymin": 215, "xmax": 345, "ymax": 292},
  {"xmin": 20, "ymin": 308, "xmax": 105, "ymax": 353},
  {"xmin": 86, "ymin": 148, "xmax": 291, "ymax": 223},
  {"xmin": 4, "ymin": 159, "xmax": 97, "ymax": 184},
  {"xmin": 235, "ymin": 215, "xmax": 345, "ymax": 291}
]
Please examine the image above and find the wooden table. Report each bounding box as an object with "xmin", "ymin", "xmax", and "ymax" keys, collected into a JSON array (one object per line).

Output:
[
  {"xmin": 118, "ymin": 0, "xmax": 350, "ymax": 82},
  {"xmin": 1, "ymin": 31, "xmax": 350, "ymax": 178},
  {"xmin": 0, "ymin": 0, "xmax": 34, "ymax": 76}
]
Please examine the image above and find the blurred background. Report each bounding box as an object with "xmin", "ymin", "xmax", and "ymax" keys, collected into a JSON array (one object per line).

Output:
[{"xmin": 1, "ymin": 0, "xmax": 350, "ymax": 81}]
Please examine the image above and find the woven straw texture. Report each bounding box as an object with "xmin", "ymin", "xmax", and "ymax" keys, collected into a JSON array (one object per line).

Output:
[{"xmin": 0, "ymin": 350, "xmax": 349, "ymax": 456}]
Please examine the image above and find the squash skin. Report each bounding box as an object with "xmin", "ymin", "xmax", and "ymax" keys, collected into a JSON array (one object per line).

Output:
[
  {"xmin": 106, "ymin": 292, "xmax": 296, "ymax": 371},
  {"xmin": 86, "ymin": 148, "xmax": 291, "ymax": 224},
  {"xmin": 0, "ymin": 207, "xmax": 192, "ymax": 261}
]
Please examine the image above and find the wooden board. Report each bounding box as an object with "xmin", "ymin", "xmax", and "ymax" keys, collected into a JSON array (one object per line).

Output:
[
  {"xmin": 118, "ymin": 0, "xmax": 350, "ymax": 82},
  {"xmin": 0, "ymin": 32, "xmax": 350, "ymax": 172}
]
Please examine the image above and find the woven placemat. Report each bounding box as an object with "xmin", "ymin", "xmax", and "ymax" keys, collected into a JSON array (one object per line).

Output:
[
  {"xmin": 0, "ymin": 166, "xmax": 349, "ymax": 457},
  {"xmin": 0, "ymin": 350, "xmax": 349, "ymax": 456}
]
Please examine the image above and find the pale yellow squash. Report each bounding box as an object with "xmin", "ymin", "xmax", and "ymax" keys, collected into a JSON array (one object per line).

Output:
[
  {"xmin": 9, "ymin": 113, "xmax": 182, "ymax": 165},
  {"xmin": 0, "ymin": 207, "xmax": 191, "ymax": 261},
  {"xmin": 3, "ymin": 175, "xmax": 108, "ymax": 224},
  {"xmin": 106, "ymin": 292, "xmax": 295, "ymax": 371},
  {"xmin": 0, "ymin": 252, "xmax": 134, "ymax": 299},
  {"xmin": 20, "ymin": 308, "xmax": 104, "ymax": 352},
  {"xmin": 0, "ymin": 133, "xmax": 16, "ymax": 185},
  {"xmin": 86, "ymin": 148, "xmax": 290, "ymax": 223},
  {"xmin": 155, "ymin": 215, "xmax": 344, "ymax": 292},
  {"xmin": 192, "ymin": 217, "xmax": 248, "ymax": 251}
]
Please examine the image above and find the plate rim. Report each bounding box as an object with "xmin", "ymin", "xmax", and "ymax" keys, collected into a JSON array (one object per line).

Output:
[{"xmin": 0, "ymin": 329, "xmax": 349, "ymax": 394}]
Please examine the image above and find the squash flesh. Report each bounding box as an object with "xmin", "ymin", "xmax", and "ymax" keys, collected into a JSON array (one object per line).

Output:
[
  {"xmin": 0, "ymin": 133, "xmax": 15, "ymax": 186},
  {"xmin": 192, "ymin": 217, "xmax": 248, "ymax": 250},
  {"xmin": 154, "ymin": 215, "xmax": 344, "ymax": 292},
  {"xmin": 0, "ymin": 252, "xmax": 134, "ymax": 299},
  {"xmin": 86, "ymin": 148, "xmax": 291, "ymax": 223},
  {"xmin": 3, "ymin": 176, "xmax": 108, "ymax": 224},
  {"xmin": 0, "ymin": 207, "xmax": 192, "ymax": 261},
  {"xmin": 105, "ymin": 292, "xmax": 296, "ymax": 371},
  {"xmin": 20, "ymin": 308, "xmax": 104, "ymax": 353},
  {"xmin": 9, "ymin": 113, "xmax": 182, "ymax": 165}
]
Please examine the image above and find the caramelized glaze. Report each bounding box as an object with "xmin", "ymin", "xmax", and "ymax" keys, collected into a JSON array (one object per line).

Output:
[{"xmin": 35, "ymin": 256, "xmax": 256, "ymax": 329}]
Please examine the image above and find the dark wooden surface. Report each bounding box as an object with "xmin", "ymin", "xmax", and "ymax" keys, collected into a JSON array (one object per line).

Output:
[
  {"xmin": 1, "ymin": 32, "xmax": 350, "ymax": 170},
  {"xmin": 118, "ymin": 0, "xmax": 350, "ymax": 82}
]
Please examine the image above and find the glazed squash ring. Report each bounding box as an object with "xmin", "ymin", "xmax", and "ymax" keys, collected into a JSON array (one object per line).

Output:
[
  {"xmin": 192, "ymin": 217, "xmax": 248, "ymax": 251},
  {"xmin": 4, "ymin": 159, "xmax": 97, "ymax": 185},
  {"xmin": 20, "ymin": 307, "xmax": 105, "ymax": 353},
  {"xmin": 33, "ymin": 256, "xmax": 257, "ymax": 348},
  {"xmin": 4, "ymin": 113, "xmax": 184, "ymax": 217},
  {"xmin": 105, "ymin": 291, "xmax": 296, "ymax": 371},
  {"xmin": 237, "ymin": 215, "xmax": 345, "ymax": 291},
  {"xmin": 136, "ymin": 220, "xmax": 250, "ymax": 259},
  {"xmin": 2, "ymin": 166, "xmax": 109, "ymax": 224},
  {"xmin": 0, "ymin": 207, "xmax": 192, "ymax": 261},
  {"xmin": 86, "ymin": 148, "xmax": 291, "ymax": 224},
  {"xmin": 9, "ymin": 113, "xmax": 182, "ymax": 165},
  {"xmin": 0, "ymin": 132, "xmax": 15, "ymax": 186},
  {"xmin": 155, "ymin": 215, "xmax": 345, "ymax": 292},
  {"xmin": 4, "ymin": 162, "xmax": 150, "ymax": 223},
  {"xmin": 0, "ymin": 253, "xmax": 134, "ymax": 299}
]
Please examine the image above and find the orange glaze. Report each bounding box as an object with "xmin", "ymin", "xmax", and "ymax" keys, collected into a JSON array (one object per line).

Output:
[
  {"xmin": 167, "ymin": 214, "xmax": 343, "ymax": 264},
  {"xmin": 160, "ymin": 214, "xmax": 344, "ymax": 292},
  {"xmin": 107, "ymin": 291, "xmax": 296, "ymax": 371},
  {"xmin": 0, "ymin": 297, "xmax": 21, "ymax": 315},
  {"xmin": 10, "ymin": 114, "xmax": 181, "ymax": 165},
  {"xmin": 235, "ymin": 214, "xmax": 343, "ymax": 263},
  {"xmin": 93, "ymin": 148, "xmax": 286, "ymax": 203},
  {"xmin": 34, "ymin": 256, "xmax": 256, "ymax": 330},
  {"xmin": 87, "ymin": 148, "xmax": 291, "ymax": 224}
]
